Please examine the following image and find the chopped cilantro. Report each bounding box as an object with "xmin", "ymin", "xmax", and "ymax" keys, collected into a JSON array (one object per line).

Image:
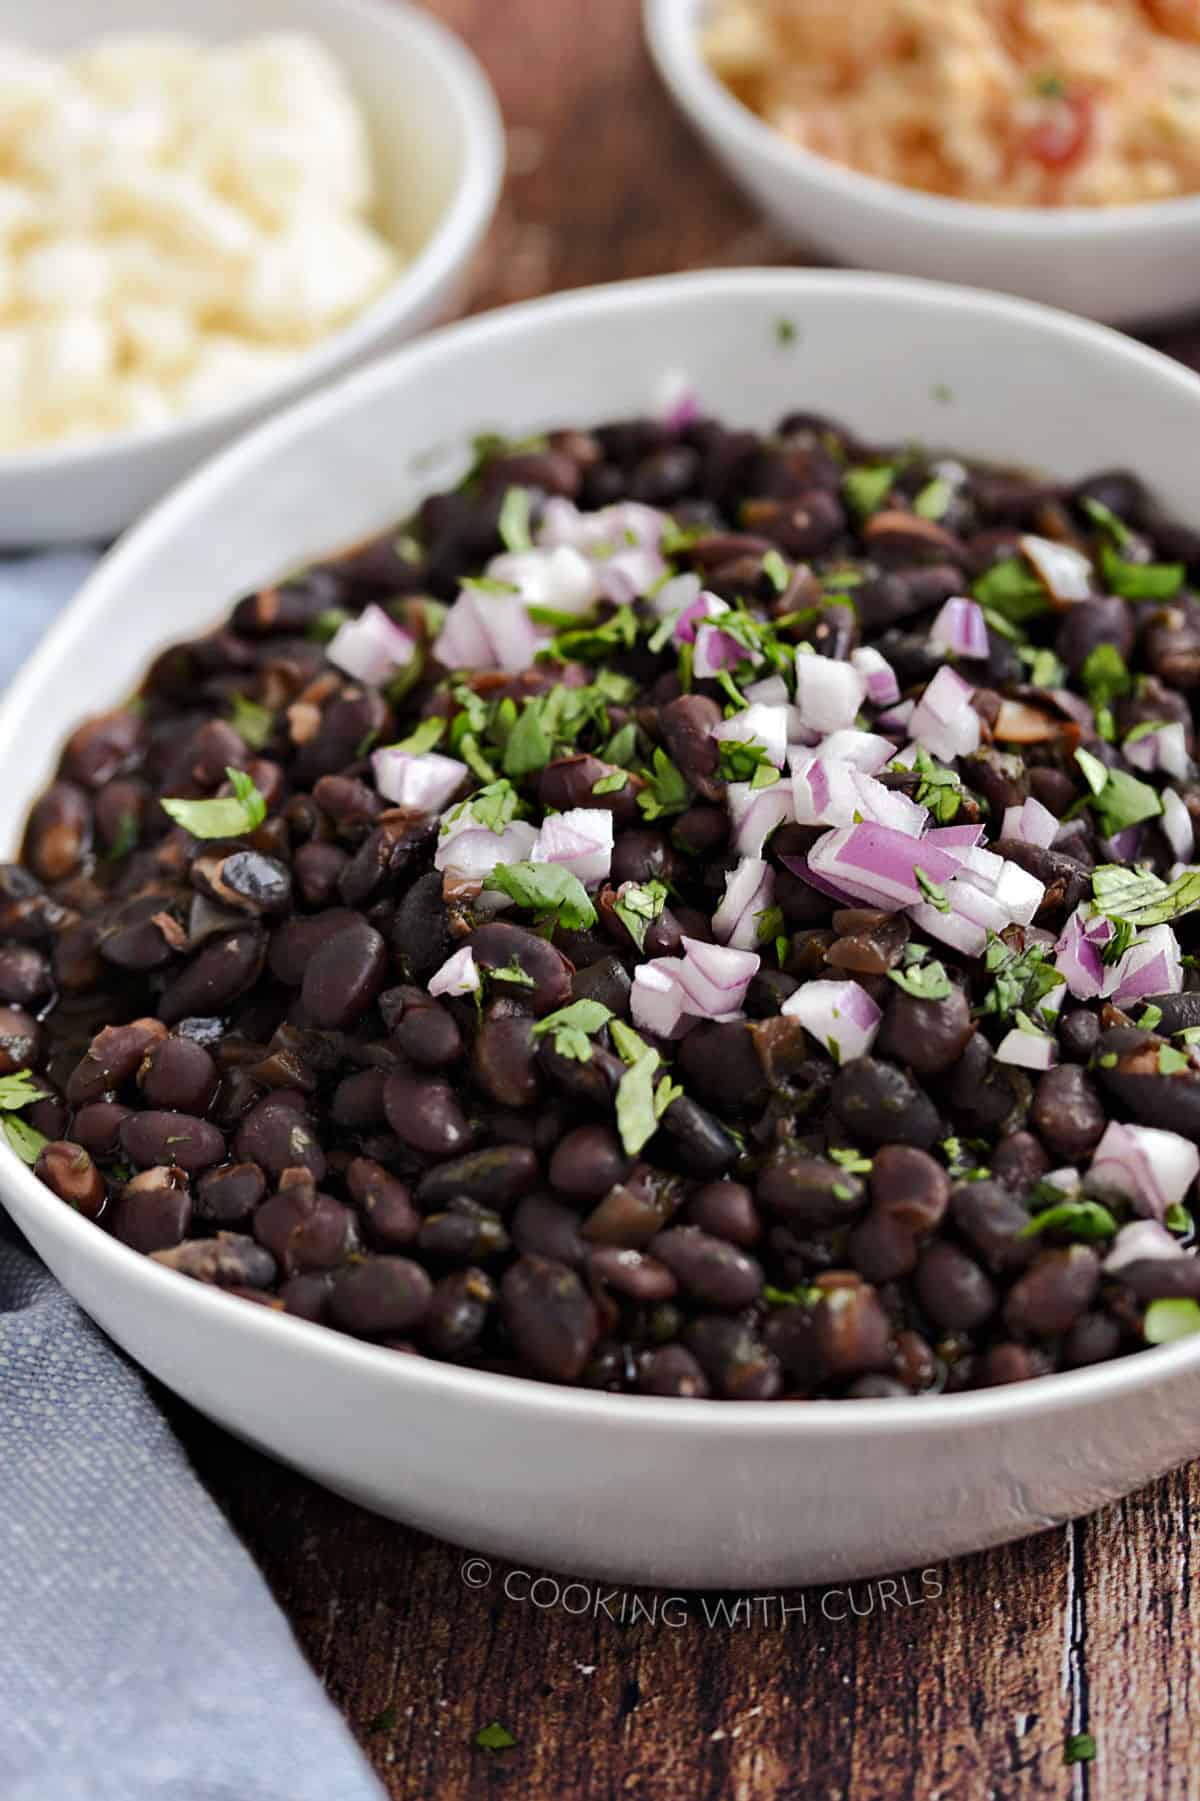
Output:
[
  {"xmin": 616, "ymin": 1049, "xmax": 668, "ymax": 1156},
  {"xmin": 762, "ymin": 549, "xmax": 789, "ymax": 592},
  {"xmin": 913, "ymin": 477, "xmax": 952, "ymax": 521},
  {"xmin": 888, "ymin": 960, "xmax": 952, "ymax": 1001},
  {"xmin": 546, "ymin": 605, "xmax": 638, "ymax": 663},
  {"xmin": 1081, "ymin": 496, "xmax": 1132, "ymax": 546},
  {"xmin": 498, "ymin": 486, "xmax": 533, "ymax": 553},
  {"xmin": 830, "ymin": 1146, "xmax": 873, "ymax": 1173},
  {"xmin": 591, "ymin": 769, "xmax": 628, "ymax": 794},
  {"xmin": 603, "ymin": 721, "xmax": 639, "ymax": 767},
  {"xmin": 755, "ymin": 903, "xmax": 785, "ymax": 945},
  {"xmin": 532, "ymin": 999, "xmax": 614, "ymax": 1061},
  {"xmin": 486, "ymin": 861, "xmax": 597, "ymax": 931},
  {"xmin": 475, "ymin": 1721, "xmax": 517, "ymax": 1752},
  {"xmin": 843, "ymin": 464, "xmax": 896, "ymax": 519},
  {"xmin": 971, "ymin": 556, "xmax": 1050, "ymax": 624},
  {"xmin": 309, "ymin": 607, "xmax": 348, "ymax": 643},
  {"xmin": 1063, "ymin": 1732, "xmax": 1096, "ymax": 1766},
  {"xmin": 775, "ymin": 318, "xmax": 798, "ymax": 345},
  {"xmin": 491, "ymin": 955, "xmax": 536, "ymax": 990},
  {"xmin": 764, "ymin": 1283, "xmax": 821, "ymax": 1307},
  {"xmin": 1019, "ymin": 1200, "xmax": 1117, "ymax": 1241},
  {"xmin": 914, "ymin": 866, "xmax": 949, "ymax": 912},
  {"xmin": 444, "ymin": 779, "xmax": 521, "ymax": 836},
  {"xmin": 1074, "ymin": 749, "xmax": 1161, "ymax": 838},
  {"xmin": 1137, "ymin": 1004, "xmax": 1164, "ymax": 1031},
  {"xmin": 1158, "ymin": 1044, "xmax": 1190, "ymax": 1075},
  {"xmin": 1019, "ymin": 644, "xmax": 1067, "ymax": 689},
  {"xmin": 388, "ymin": 715, "xmax": 446, "ymax": 755},
  {"xmin": 3, "ymin": 1116, "xmax": 47, "ymax": 1165},
  {"xmin": 979, "ymin": 933, "xmax": 1065, "ymax": 1022},
  {"xmin": 912, "ymin": 748, "xmax": 963, "ymax": 825},
  {"xmin": 1099, "ymin": 543, "xmax": 1184, "ymax": 601},
  {"xmin": 461, "ymin": 574, "xmax": 520, "ymax": 596},
  {"xmin": 718, "ymin": 738, "xmax": 777, "ymax": 785},
  {"xmin": 160, "ymin": 767, "xmax": 267, "ymax": 841},
  {"xmin": 228, "ymin": 692, "xmax": 274, "ymax": 751},
  {"xmin": 612, "ymin": 880, "xmax": 668, "ymax": 950},
  {"xmin": 1166, "ymin": 1202, "xmax": 1192, "ymax": 1235},
  {"xmin": 502, "ymin": 700, "xmax": 553, "ymax": 778},
  {"xmin": 103, "ymin": 811, "xmax": 140, "ymax": 862},
  {"xmin": 637, "ymin": 748, "xmax": 691, "ymax": 821},
  {"xmin": 1144, "ymin": 1297, "xmax": 1200, "ymax": 1344}
]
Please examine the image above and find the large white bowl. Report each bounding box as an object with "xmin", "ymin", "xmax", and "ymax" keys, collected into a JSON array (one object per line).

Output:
[
  {"xmin": 0, "ymin": 0, "xmax": 503, "ymax": 545},
  {"xmin": 5, "ymin": 270, "xmax": 1200, "ymax": 1589},
  {"xmin": 645, "ymin": 0, "xmax": 1200, "ymax": 330}
]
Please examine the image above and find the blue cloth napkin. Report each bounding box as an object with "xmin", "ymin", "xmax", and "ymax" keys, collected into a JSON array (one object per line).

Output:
[{"xmin": 0, "ymin": 553, "xmax": 385, "ymax": 1801}]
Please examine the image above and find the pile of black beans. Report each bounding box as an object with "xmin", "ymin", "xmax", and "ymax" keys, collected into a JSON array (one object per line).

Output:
[{"xmin": 10, "ymin": 408, "xmax": 1200, "ymax": 1400}]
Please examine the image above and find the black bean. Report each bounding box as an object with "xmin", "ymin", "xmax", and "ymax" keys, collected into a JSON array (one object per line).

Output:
[
  {"xmin": 511, "ymin": 1191, "xmax": 587, "ymax": 1267},
  {"xmin": 254, "ymin": 1173, "xmax": 355, "ymax": 1275},
  {"xmin": 392, "ymin": 872, "xmax": 456, "ymax": 985},
  {"xmin": 158, "ymin": 927, "xmax": 265, "ymax": 1026},
  {"xmin": 831, "ymin": 1058, "xmax": 941, "ymax": 1149},
  {"xmin": 942, "ymin": 1032, "xmax": 1031, "ymax": 1137},
  {"xmin": 472, "ymin": 1013, "xmax": 541, "ymax": 1108},
  {"xmin": 949, "ymin": 1179, "xmax": 1037, "ymax": 1275},
  {"xmin": 1117, "ymin": 1258, "xmax": 1200, "ymax": 1301},
  {"xmin": 416, "ymin": 1144, "xmax": 538, "ymax": 1212},
  {"xmin": 500, "ymin": 1255, "xmax": 599, "ymax": 1383},
  {"xmin": 1057, "ymin": 1008, "xmax": 1100, "ymax": 1064},
  {"xmin": 268, "ymin": 907, "xmax": 361, "ymax": 985},
  {"xmin": 876, "ymin": 988, "xmax": 974, "ymax": 1077},
  {"xmin": 682, "ymin": 1316, "xmax": 782, "ymax": 1400},
  {"xmin": 464, "ymin": 921, "xmax": 574, "ymax": 1018},
  {"xmin": 234, "ymin": 1092, "xmax": 326, "ymax": 1180},
  {"xmin": 539, "ymin": 754, "xmax": 640, "ymax": 826},
  {"xmin": 1055, "ymin": 596, "xmax": 1134, "ymax": 678},
  {"xmin": 846, "ymin": 1211, "xmax": 917, "ymax": 1283},
  {"xmin": 609, "ymin": 829, "xmax": 680, "ymax": 888},
  {"xmin": 423, "ymin": 1267, "xmax": 494, "ymax": 1359},
  {"xmin": 195, "ymin": 850, "xmax": 292, "ymax": 916},
  {"xmin": 990, "ymin": 1132, "xmax": 1050, "ymax": 1193},
  {"xmin": 346, "ymin": 1156, "xmax": 420, "ymax": 1247},
  {"xmin": 1064, "ymin": 1312, "xmax": 1123, "ymax": 1367},
  {"xmin": 151, "ymin": 1232, "xmax": 276, "ymax": 1288},
  {"xmin": 914, "ymin": 1241, "xmax": 998, "ymax": 1331},
  {"xmin": 684, "ymin": 1180, "xmax": 761, "ymax": 1247},
  {"xmin": 25, "ymin": 782, "xmax": 92, "ymax": 882},
  {"xmin": 869, "ymin": 1145, "xmax": 950, "ymax": 1233},
  {"xmin": 300, "ymin": 919, "xmax": 387, "ymax": 1029},
  {"xmin": 588, "ymin": 1244, "xmax": 678, "ymax": 1302},
  {"xmin": 676, "ymin": 1020, "xmax": 768, "ymax": 1110},
  {"xmin": 0, "ymin": 943, "xmax": 51, "ymax": 1006},
  {"xmin": 386, "ymin": 987, "xmax": 463, "ymax": 1068},
  {"xmin": 119, "ymin": 1109, "xmax": 224, "ymax": 1174},
  {"xmin": 649, "ymin": 1225, "xmax": 763, "ymax": 1309},
  {"xmin": 66, "ymin": 1018, "xmax": 167, "ymax": 1105},
  {"xmin": 417, "ymin": 1197, "xmax": 509, "ymax": 1262},
  {"xmin": 382, "ymin": 1067, "xmax": 473, "ymax": 1159},
  {"xmin": 655, "ymin": 1093, "xmax": 741, "ymax": 1175},
  {"xmin": 329, "ymin": 1067, "xmax": 386, "ymax": 1129},
  {"xmin": 1004, "ymin": 1246, "xmax": 1100, "ymax": 1338},
  {"xmin": 659, "ymin": 694, "xmax": 722, "ymax": 800},
  {"xmin": 570, "ymin": 954, "xmax": 633, "ymax": 1017},
  {"xmin": 138, "ymin": 1035, "xmax": 219, "ymax": 1116},
  {"xmin": 636, "ymin": 1345, "xmax": 710, "ymax": 1397},
  {"xmin": 293, "ymin": 841, "xmax": 349, "ymax": 908},
  {"xmin": 62, "ymin": 708, "xmax": 144, "ymax": 789},
  {"xmin": 112, "ymin": 1167, "xmax": 192, "ymax": 1253},
  {"xmin": 70, "ymin": 1101, "xmax": 133, "ymax": 1158},
  {"xmin": 0, "ymin": 1006, "xmax": 39, "ymax": 1075},
  {"xmin": 1030, "ymin": 1064, "xmax": 1105, "ymax": 1162},
  {"xmin": 548, "ymin": 1124, "xmax": 631, "ymax": 1202},
  {"xmin": 34, "ymin": 1139, "xmax": 106, "ymax": 1219},
  {"xmin": 757, "ymin": 1153, "xmax": 865, "ymax": 1227},
  {"xmin": 195, "ymin": 1160, "xmax": 266, "ymax": 1225},
  {"xmin": 329, "ymin": 1256, "xmax": 433, "ymax": 1338},
  {"xmin": 812, "ymin": 1283, "xmax": 892, "ymax": 1380}
]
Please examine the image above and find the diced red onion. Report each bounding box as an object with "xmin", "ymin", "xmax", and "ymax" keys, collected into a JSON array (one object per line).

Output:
[
  {"xmin": 793, "ymin": 656, "xmax": 866, "ymax": 734},
  {"xmin": 1101, "ymin": 824, "xmax": 1145, "ymax": 863},
  {"xmin": 489, "ymin": 545, "xmax": 597, "ymax": 615},
  {"xmin": 1109, "ymin": 923, "xmax": 1183, "ymax": 1006},
  {"xmin": 675, "ymin": 937, "xmax": 760, "ymax": 1015},
  {"xmin": 711, "ymin": 856, "xmax": 774, "ymax": 951},
  {"xmin": 674, "ymin": 590, "xmax": 729, "ymax": 644},
  {"xmin": 806, "ymin": 823, "xmax": 960, "ymax": 910},
  {"xmin": 327, "ymin": 605, "xmax": 416, "ymax": 686},
  {"xmin": 631, "ymin": 959, "xmax": 692, "ymax": 1039},
  {"xmin": 1000, "ymin": 796, "xmax": 1059, "ymax": 850},
  {"xmin": 694, "ymin": 621, "xmax": 756, "ymax": 678},
  {"xmin": 712, "ymin": 702, "xmax": 789, "ymax": 768},
  {"xmin": 929, "ymin": 597, "xmax": 989, "ymax": 661},
  {"xmin": 744, "ymin": 674, "xmax": 789, "ymax": 707},
  {"xmin": 435, "ymin": 819, "xmax": 539, "ymax": 877},
  {"xmin": 908, "ymin": 900, "xmax": 987, "ymax": 957},
  {"xmin": 889, "ymin": 740, "xmax": 919, "ymax": 769},
  {"xmin": 1104, "ymin": 1218, "xmax": 1189, "ymax": 1274},
  {"xmin": 1041, "ymin": 1167, "xmax": 1080, "ymax": 1195},
  {"xmin": 909, "ymin": 666, "xmax": 981, "ymax": 762},
  {"xmin": 1055, "ymin": 906, "xmax": 1112, "ymax": 1001},
  {"xmin": 995, "ymin": 1027, "xmax": 1058, "ymax": 1070},
  {"xmin": 1020, "ymin": 534, "xmax": 1093, "ymax": 604},
  {"xmin": 433, "ymin": 590, "xmax": 540, "ymax": 674},
  {"xmin": 596, "ymin": 545, "xmax": 668, "ymax": 604},
  {"xmin": 532, "ymin": 808, "xmax": 614, "ymax": 887},
  {"xmin": 649, "ymin": 570, "xmax": 701, "ymax": 620},
  {"xmin": 538, "ymin": 498, "xmax": 667, "ymax": 554},
  {"xmin": 372, "ymin": 747, "xmax": 467, "ymax": 813},
  {"xmin": 1089, "ymin": 1119, "xmax": 1200, "ymax": 1221},
  {"xmin": 428, "ymin": 946, "xmax": 481, "ymax": 998},
  {"xmin": 813, "ymin": 729, "xmax": 893, "ymax": 774},
  {"xmin": 875, "ymin": 699, "xmax": 915, "ymax": 735},
  {"xmin": 781, "ymin": 978, "xmax": 881, "ymax": 1064},
  {"xmin": 851, "ymin": 645, "xmax": 900, "ymax": 707},
  {"xmin": 1162, "ymin": 789, "xmax": 1196, "ymax": 863},
  {"xmin": 989, "ymin": 858, "xmax": 1045, "ymax": 927},
  {"xmin": 727, "ymin": 780, "xmax": 794, "ymax": 855},
  {"xmin": 923, "ymin": 824, "xmax": 987, "ymax": 849},
  {"xmin": 1124, "ymin": 721, "xmax": 1189, "ymax": 781},
  {"xmin": 657, "ymin": 369, "xmax": 701, "ymax": 432}
]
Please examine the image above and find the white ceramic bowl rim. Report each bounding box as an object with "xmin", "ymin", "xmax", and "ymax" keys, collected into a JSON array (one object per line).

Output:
[
  {"xmin": 0, "ymin": 0, "xmax": 504, "ymax": 475},
  {"xmin": 15, "ymin": 265, "xmax": 1200, "ymax": 1439},
  {"xmin": 646, "ymin": 0, "xmax": 1200, "ymax": 236}
]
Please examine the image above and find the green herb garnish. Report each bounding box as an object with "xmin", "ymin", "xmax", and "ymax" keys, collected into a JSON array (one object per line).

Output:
[
  {"xmin": 971, "ymin": 556, "xmax": 1050, "ymax": 624},
  {"xmin": 914, "ymin": 866, "xmax": 949, "ymax": 912},
  {"xmin": 979, "ymin": 933, "xmax": 1065, "ymax": 1022},
  {"xmin": 475, "ymin": 1721, "xmax": 517, "ymax": 1752},
  {"xmin": 1144, "ymin": 1298, "xmax": 1200, "ymax": 1344},
  {"xmin": 531, "ymin": 999, "xmax": 614, "ymax": 1061},
  {"xmin": 1099, "ymin": 543, "xmax": 1184, "ymax": 602},
  {"xmin": 498, "ymin": 486, "xmax": 534, "ymax": 553},
  {"xmin": 502, "ymin": 700, "xmax": 553, "ymax": 778},
  {"xmin": 888, "ymin": 960, "xmax": 952, "ymax": 1001},
  {"xmin": 1019, "ymin": 1200, "xmax": 1117, "ymax": 1241},
  {"xmin": 228, "ymin": 692, "xmax": 274, "ymax": 751},
  {"xmin": 637, "ymin": 748, "xmax": 691, "ymax": 822},
  {"xmin": 843, "ymin": 464, "xmax": 896, "ymax": 519},
  {"xmin": 612, "ymin": 880, "xmax": 668, "ymax": 951},
  {"xmin": 486, "ymin": 861, "xmax": 597, "ymax": 931},
  {"xmin": 762, "ymin": 549, "xmax": 789, "ymax": 592},
  {"xmin": 388, "ymin": 715, "xmax": 446, "ymax": 756},
  {"xmin": 160, "ymin": 767, "xmax": 267, "ymax": 841},
  {"xmin": 1063, "ymin": 1732, "xmax": 1096, "ymax": 1766},
  {"xmin": 1074, "ymin": 748, "xmax": 1161, "ymax": 838},
  {"xmin": 911, "ymin": 747, "xmax": 963, "ymax": 825},
  {"xmin": 913, "ymin": 477, "xmax": 952, "ymax": 521}
]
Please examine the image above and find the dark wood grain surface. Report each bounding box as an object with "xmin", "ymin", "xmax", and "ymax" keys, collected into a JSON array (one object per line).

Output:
[{"xmin": 172, "ymin": 4, "xmax": 1200, "ymax": 1795}]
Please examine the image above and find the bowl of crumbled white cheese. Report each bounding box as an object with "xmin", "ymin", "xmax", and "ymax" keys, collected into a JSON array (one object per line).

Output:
[{"xmin": 0, "ymin": 0, "xmax": 503, "ymax": 542}]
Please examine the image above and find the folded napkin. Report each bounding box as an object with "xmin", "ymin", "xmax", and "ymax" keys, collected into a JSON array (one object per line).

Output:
[{"xmin": 0, "ymin": 553, "xmax": 385, "ymax": 1801}]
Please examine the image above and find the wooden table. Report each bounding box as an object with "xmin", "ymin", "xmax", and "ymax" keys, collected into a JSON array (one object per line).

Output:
[{"xmin": 173, "ymin": 4, "xmax": 1200, "ymax": 1794}]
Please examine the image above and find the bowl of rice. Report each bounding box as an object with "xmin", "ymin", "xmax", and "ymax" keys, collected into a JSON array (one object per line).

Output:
[{"xmin": 645, "ymin": 0, "xmax": 1200, "ymax": 326}]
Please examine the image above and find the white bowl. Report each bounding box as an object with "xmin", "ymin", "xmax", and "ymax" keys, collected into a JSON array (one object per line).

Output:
[
  {"xmin": 5, "ymin": 269, "xmax": 1200, "ymax": 1589},
  {"xmin": 0, "ymin": 0, "xmax": 503, "ymax": 546},
  {"xmin": 645, "ymin": 0, "xmax": 1200, "ymax": 330}
]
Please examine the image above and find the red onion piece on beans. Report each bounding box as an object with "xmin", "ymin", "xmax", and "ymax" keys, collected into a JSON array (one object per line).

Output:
[
  {"xmin": 1109, "ymin": 925, "xmax": 1183, "ymax": 1005},
  {"xmin": 433, "ymin": 590, "xmax": 541, "ymax": 673},
  {"xmin": 1089, "ymin": 1120, "xmax": 1200, "ymax": 1221},
  {"xmin": 712, "ymin": 856, "xmax": 774, "ymax": 951},
  {"xmin": 1020, "ymin": 534, "xmax": 1093, "ymax": 603},
  {"xmin": 1124, "ymin": 722, "xmax": 1189, "ymax": 781},
  {"xmin": 923, "ymin": 824, "xmax": 987, "ymax": 849},
  {"xmin": 852, "ymin": 645, "xmax": 900, "ymax": 707},
  {"xmin": 596, "ymin": 545, "xmax": 668, "ymax": 604},
  {"xmin": 793, "ymin": 656, "xmax": 866, "ymax": 734},
  {"xmin": 372, "ymin": 748, "xmax": 467, "ymax": 813},
  {"xmin": 326, "ymin": 605, "xmax": 415, "ymax": 686},
  {"xmin": 428, "ymin": 947, "xmax": 481, "ymax": 998},
  {"xmin": 631, "ymin": 959, "xmax": 691, "ymax": 1038},
  {"xmin": 657, "ymin": 370, "xmax": 701, "ymax": 431},
  {"xmin": 909, "ymin": 665, "xmax": 981, "ymax": 762},
  {"xmin": 694, "ymin": 621, "xmax": 757, "ymax": 678},
  {"xmin": 490, "ymin": 545, "xmax": 597, "ymax": 615},
  {"xmin": 999, "ymin": 796, "xmax": 1059, "ymax": 849},
  {"xmin": 436, "ymin": 820, "xmax": 538, "ymax": 878},
  {"xmin": 908, "ymin": 901, "xmax": 987, "ymax": 957},
  {"xmin": 533, "ymin": 809, "xmax": 614, "ymax": 887},
  {"xmin": 806, "ymin": 823, "xmax": 960, "ymax": 910},
  {"xmin": 727, "ymin": 781, "xmax": 794, "ymax": 856},
  {"xmin": 813, "ymin": 729, "xmax": 894, "ymax": 774},
  {"xmin": 538, "ymin": 498, "xmax": 666, "ymax": 553},
  {"xmin": 674, "ymin": 590, "xmax": 728, "ymax": 644},
  {"xmin": 1162, "ymin": 789, "xmax": 1196, "ymax": 863},
  {"xmin": 792, "ymin": 761, "xmax": 926, "ymax": 835},
  {"xmin": 994, "ymin": 1027, "xmax": 1058, "ymax": 1070},
  {"xmin": 1105, "ymin": 1219, "xmax": 1189, "ymax": 1274},
  {"xmin": 781, "ymin": 978, "xmax": 881, "ymax": 1063},
  {"xmin": 676, "ymin": 937, "xmax": 760, "ymax": 1016},
  {"xmin": 712, "ymin": 703, "xmax": 789, "ymax": 768},
  {"xmin": 649, "ymin": 570, "xmax": 701, "ymax": 621},
  {"xmin": 743, "ymin": 674, "xmax": 789, "ymax": 707},
  {"xmin": 929, "ymin": 597, "xmax": 988, "ymax": 660}
]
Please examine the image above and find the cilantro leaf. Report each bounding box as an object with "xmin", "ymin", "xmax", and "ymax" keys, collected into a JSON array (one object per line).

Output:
[
  {"xmin": 1081, "ymin": 496, "xmax": 1132, "ymax": 547},
  {"xmin": 443, "ymin": 778, "xmax": 521, "ymax": 836},
  {"xmin": 591, "ymin": 770, "xmax": 628, "ymax": 795},
  {"xmin": 388, "ymin": 716, "xmax": 446, "ymax": 755},
  {"xmin": 160, "ymin": 767, "xmax": 267, "ymax": 840},
  {"xmin": 1080, "ymin": 644, "xmax": 1131, "ymax": 735},
  {"xmin": 615, "ymin": 1046, "xmax": 680, "ymax": 1156},
  {"xmin": 1074, "ymin": 749, "xmax": 1161, "ymax": 838},
  {"xmin": 498, "ymin": 486, "xmax": 533, "ymax": 553},
  {"xmin": 228, "ymin": 692, "xmax": 274, "ymax": 751},
  {"xmin": 485, "ymin": 861, "xmax": 597, "ymax": 931},
  {"xmin": 491, "ymin": 955, "xmax": 535, "ymax": 990},
  {"xmin": 763, "ymin": 1283, "xmax": 822, "ymax": 1307},
  {"xmin": 1144, "ymin": 1297, "xmax": 1200, "ymax": 1344},
  {"xmin": 913, "ymin": 477, "xmax": 952, "ymax": 521},
  {"xmin": 612, "ymin": 880, "xmax": 668, "ymax": 950},
  {"xmin": 475, "ymin": 1721, "xmax": 517, "ymax": 1752},
  {"xmin": 979, "ymin": 933, "xmax": 1065, "ymax": 1021},
  {"xmin": 1063, "ymin": 1732, "xmax": 1096, "ymax": 1767},
  {"xmin": 531, "ymin": 998, "xmax": 614, "ymax": 1061},
  {"xmin": 762, "ymin": 549, "xmax": 789, "ymax": 592},
  {"xmin": 971, "ymin": 556, "xmax": 1050, "ymax": 624},
  {"xmin": 502, "ymin": 700, "xmax": 552, "ymax": 778},
  {"xmin": 1099, "ymin": 542, "xmax": 1184, "ymax": 601},
  {"xmin": 1159, "ymin": 1044, "xmax": 1190, "ymax": 1075},
  {"xmin": 603, "ymin": 721, "xmax": 639, "ymax": 767},
  {"xmin": 546, "ymin": 606, "xmax": 638, "ymax": 662},
  {"xmin": 3, "ymin": 1116, "xmax": 48, "ymax": 1165},
  {"xmin": 914, "ymin": 865, "xmax": 949, "ymax": 912},
  {"xmin": 843, "ymin": 464, "xmax": 896, "ymax": 519},
  {"xmin": 888, "ymin": 960, "xmax": 952, "ymax": 1001},
  {"xmin": 1019, "ymin": 1200, "xmax": 1117, "ymax": 1241},
  {"xmin": 717, "ymin": 738, "xmax": 778, "ymax": 785},
  {"xmin": 461, "ymin": 575, "xmax": 520, "ymax": 596},
  {"xmin": 0, "ymin": 1070, "xmax": 50, "ymax": 1110},
  {"xmin": 912, "ymin": 748, "xmax": 963, "ymax": 825},
  {"xmin": 637, "ymin": 748, "xmax": 691, "ymax": 822}
]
